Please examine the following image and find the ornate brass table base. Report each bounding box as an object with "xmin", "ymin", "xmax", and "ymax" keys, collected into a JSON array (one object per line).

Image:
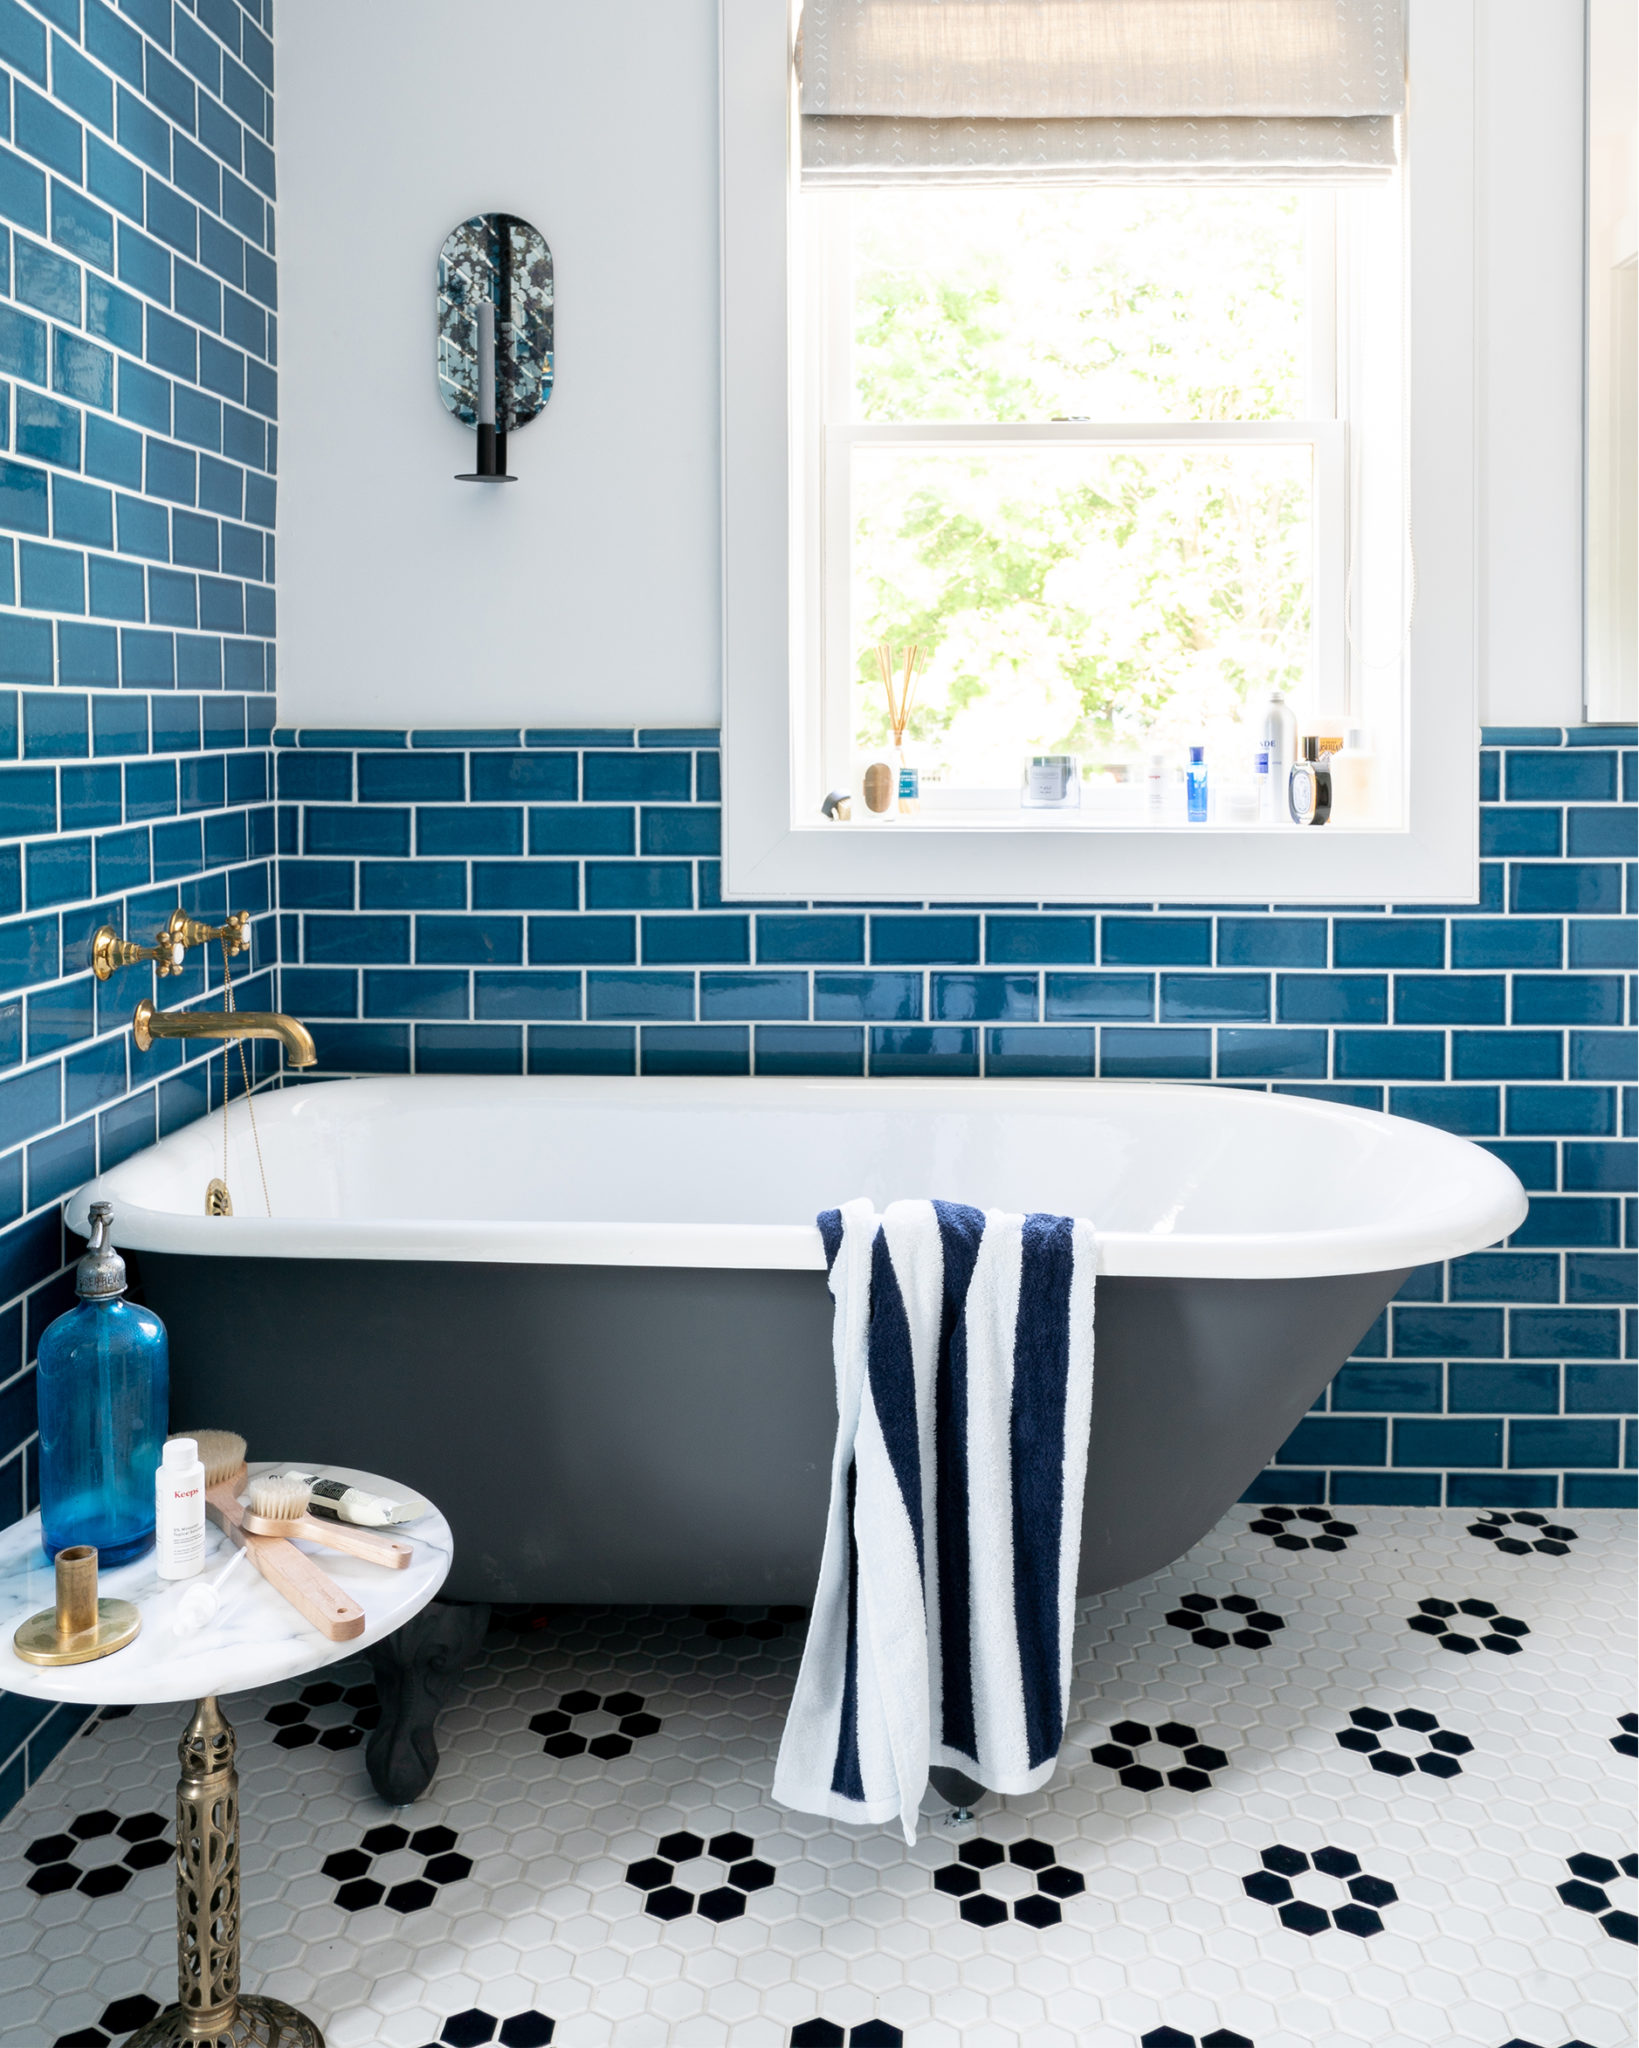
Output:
[{"xmin": 127, "ymin": 1697, "xmax": 325, "ymax": 2048}]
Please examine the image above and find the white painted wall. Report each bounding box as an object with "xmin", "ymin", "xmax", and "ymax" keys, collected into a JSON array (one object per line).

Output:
[
  {"xmin": 275, "ymin": 0, "xmax": 722, "ymax": 731},
  {"xmin": 276, "ymin": 0, "xmax": 1588, "ymax": 734}
]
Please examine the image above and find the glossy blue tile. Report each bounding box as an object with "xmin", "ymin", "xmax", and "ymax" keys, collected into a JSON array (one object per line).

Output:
[
  {"xmin": 415, "ymin": 1023, "xmax": 522, "ymax": 1076},
  {"xmin": 415, "ymin": 914, "xmax": 521, "ymax": 968},
  {"xmin": 1570, "ymin": 1028, "xmax": 1636, "ymax": 1080},
  {"xmin": 521, "ymin": 728, "xmax": 628, "ymax": 749},
  {"xmin": 1333, "ymin": 919, "xmax": 1444, "ymax": 969},
  {"xmin": 871, "ymin": 915, "xmax": 980, "ymax": 966},
  {"xmin": 465, "ymin": 862, "xmax": 574, "ymax": 912},
  {"xmin": 1042, "ymin": 972, "xmax": 1151, "ymax": 1022},
  {"xmin": 59, "ymin": 763, "xmax": 120, "ymax": 831},
  {"xmin": 1479, "ymin": 805, "xmax": 1561, "ymax": 857},
  {"xmin": 303, "ymin": 805, "xmax": 406, "ymax": 858},
  {"xmin": 526, "ymin": 1025, "xmax": 635, "ymax": 1076},
  {"xmin": 278, "ymin": 859, "xmax": 353, "ymax": 911},
  {"xmin": 28, "ymin": 1117, "xmax": 95, "ymax": 1210},
  {"xmin": 1447, "ymin": 1364, "xmax": 1559, "ymax": 1413},
  {"xmin": 1215, "ymin": 917, "xmax": 1327, "ymax": 967},
  {"xmin": 1565, "ymin": 1251, "xmax": 1637, "ymax": 1302},
  {"xmin": 753, "ymin": 1024, "xmax": 863, "ymax": 1076},
  {"xmin": 756, "ymin": 915, "xmax": 864, "ymax": 965},
  {"xmin": 357, "ymin": 752, "xmax": 464, "ymax": 803},
  {"xmin": 359, "ymin": 860, "xmax": 465, "ymax": 912},
  {"xmin": 1275, "ymin": 1417, "xmax": 1384, "ymax": 1466},
  {"xmin": 0, "ymin": 913, "xmax": 57, "ymax": 992},
  {"xmin": 984, "ymin": 916, "xmax": 1094, "ymax": 965},
  {"xmin": 280, "ymin": 968, "xmax": 358, "ymax": 1018},
  {"xmin": 361, "ymin": 969, "xmax": 467, "ymax": 1020},
  {"xmin": 1274, "ymin": 973, "xmax": 1385, "ymax": 1024},
  {"xmin": 303, "ymin": 914, "xmax": 409, "ymax": 966},
  {"xmin": 1446, "ymin": 1471, "xmax": 1557, "ymax": 1508},
  {"xmin": 415, "ymin": 806, "xmax": 521, "ymax": 858},
  {"xmin": 1217, "ymin": 1029, "xmax": 1327, "ymax": 1080},
  {"xmin": 640, "ymin": 805, "xmax": 719, "ymax": 857},
  {"xmin": 587, "ymin": 971, "xmax": 694, "ymax": 1022},
  {"xmin": 1100, "ymin": 1027, "xmax": 1211, "ymax": 1080},
  {"xmin": 1565, "ymin": 1364, "xmax": 1637, "ymax": 1414},
  {"xmin": 1100, "ymin": 917, "xmax": 1211, "ymax": 967},
  {"xmin": 641, "ymin": 1025, "xmax": 748, "ymax": 1077},
  {"xmin": 1508, "ymin": 1196, "xmax": 1621, "ymax": 1248},
  {"xmin": 1506, "ymin": 1085, "xmax": 1618, "ymax": 1135},
  {"xmin": 1510, "ymin": 1419, "xmax": 1620, "ymax": 1467},
  {"xmin": 277, "ymin": 752, "xmax": 352, "ymax": 801},
  {"xmin": 583, "ymin": 751, "xmax": 690, "ymax": 801},
  {"xmin": 469, "ymin": 971, "xmax": 579, "ymax": 1022},
  {"xmin": 528, "ymin": 915, "xmax": 634, "ymax": 966},
  {"xmin": 1159, "ymin": 973, "xmax": 1268, "ymax": 1022},
  {"xmin": 1505, "ymin": 749, "xmax": 1619, "ymax": 802},
  {"xmin": 1564, "ymin": 1142, "xmax": 1638, "ymax": 1192},
  {"xmin": 932, "ymin": 972, "xmax": 1036, "ymax": 1023},
  {"xmin": 1239, "ymin": 1469, "xmax": 1327, "ymax": 1505},
  {"xmin": 1451, "ymin": 1031, "xmax": 1562, "ymax": 1081},
  {"xmin": 1393, "ymin": 975, "xmax": 1505, "ymax": 1026},
  {"xmin": 585, "ymin": 861, "xmax": 691, "ymax": 911},
  {"xmin": 1449, "ymin": 1251, "xmax": 1559, "ymax": 1302},
  {"xmin": 97, "ymin": 1087, "xmax": 154, "ymax": 1171},
  {"xmin": 1392, "ymin": 1306, "xmax": 1504, "ymax": 1357},
  {"xmin": 1393, "ymin": 1418, "xmax": 1502, "ymax": 1467},
  {"xmin": 869, "ymin": 1026, "xmax": 979, "ymax": 1077},
  {"xmin": 528, "ymin": 805, "xmax": 634, "ymax": 856},
  {"xmin": 641, "ymin": 915, "xmax": 749, "ymax": 965},
  {"xmin": 984, "ymin": 1026, "xmax": 1095, "ymax": 1077},
  {"xmin": 309, "ymin": 1022, "xmax": 412, "ymax": 1074},
  {"xmin": 1510, "ymin": 862, "xmax": 1622, "ymax": 915},
  {"xmin": 700, "ymin": 972, "xmax": 807, "ymax": 1021},
  {"xmin": 1510, "ymin": 1306, "xmax": 1622, "ymax": 1358},
  {"xmin": 1511, "ymin": 974, "xmax": 1624, "ymax": 1026},
  {"xmin": 1566, "ymin": 803, "xmax": 1637, "ymax": 857},
  {"xmin": 1568, "ymin": 917, "xmax": 1636, "ymax": 968},
  {"xmin": 1330, "ymin": 1363, "xmax": 1442, "ymax": 1412},
  {"xmin": 25, "ymin": 834, "xmax": 89, "ymax": 907},
  {"xmin": 470, "ymin": 752, "xmax": 577, "ymax": 802},
  {"xmin": 1335, "ymin": 1030, "xmax": 1445, "ymax": 1080},
  {"xmin": 1481, "ymin": 726, "xmax": 1564, "ymax": 746},
  {"xmin": 814, "ymin": 971, "xmax": 921, "ymax": 1022},
  {"xmin": 63, "ymin": 1037, "xmax": 127, "ymax": 1122},
  {"xmin": 1565, "ymin": 1474, "xmax": 1638, "ymax": 1506},
  {"xmin": 25, "ymin": 974, "xmax": 92, "ymax": 1058}
]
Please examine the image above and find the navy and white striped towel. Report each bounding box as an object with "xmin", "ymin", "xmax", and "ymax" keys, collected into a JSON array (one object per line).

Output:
[{"xmin": 773, "ymin": 1198, "xmax": 1096, "ymax": 1843}]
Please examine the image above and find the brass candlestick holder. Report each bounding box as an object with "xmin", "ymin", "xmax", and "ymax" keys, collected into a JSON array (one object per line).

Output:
[
  {"xmin": 129, "ymin": 1697, "xmax": 323, "ymax": 2048},
  {"xmin": 12, "ymin": 1545, "xmax": 141, "ymax": 1665}
]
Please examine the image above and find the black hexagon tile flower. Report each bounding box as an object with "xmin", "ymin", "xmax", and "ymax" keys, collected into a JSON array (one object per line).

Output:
[
  {"xmin": 1467, "ymin": 1510, "xmax": 1578, "ymax": 1557},
  {"xmin": 1556, "ymin": 1852, "xmax": 1637, "ymax": 1945},
  {"xmin": 1611, "ymin": 1713, "xmax": 1637, "ymax": 1760},
  {"xmin": 625, "ymin": 1829, "xmax": 776, "ymax": 1922},
  {"xmin": 932, "ymin": 1836, "xmax": 1085, "ymax": 1927},
  {"xmin": 265, "ymin": 1675, "xmax": 380, "ymax": 1753},
  {"xmin": 528, "ymin": 1687, "xmax": 662, "ymax": 1759},
  {"xmin": 1407, "ymin": 1596, "xmax": 1529, "ymax": 1655},
  {"xmin": 322, "ymin": 1821, "xmax": 473, "ymax": 1913},
  {"xmin": 1241, "ymin": 1844, "xmax": 1398, "ymax": 1936},
  {"xmin": 1336, "ymin": 1705, "xmax": 1473, "ymax": 1779},
  {"xmin": 1090, "ymin": 1719, "xmax": 1231, "ymax": 1793},
  {"xmin": 50, "ymin": 1996, "xmax": 163, "ymax": 2048},
  {"xmin": 1164, "ymin": 1592, "xmax": 1287, "ymax": 1651},
  {"xmin": 415, "ymin": 2010, "xmax": 555, "ymax": 2048},
  {"xmin": 790, "ymin": 2024, "xmax": 903, "ymax": 2046},
  {"xmin": 1142, "ymin": 2031, "xmax": 1256, "ymax": 2048},
  {"xmin": 1248, "ymin": 1504, "xmax": 1357, "ymax": 1552},
  {"xmin": 26, "ymin": 1811, "xmax": 170, "ymax": 1897}
]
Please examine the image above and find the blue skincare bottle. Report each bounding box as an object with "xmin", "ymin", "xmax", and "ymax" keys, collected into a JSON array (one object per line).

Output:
[
  {"xmin": 1186, "ymin": 745, "xmax": 1210, "ymax": 823},
  {"xmin": 37, "ymin": 1201, "xmax": 169, "ymax": 1565}
]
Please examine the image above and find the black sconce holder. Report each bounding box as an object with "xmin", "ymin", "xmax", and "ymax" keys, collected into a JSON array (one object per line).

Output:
[{"xmin": 456, "ymin": 424, "xmax": 515, "ymax": 484}]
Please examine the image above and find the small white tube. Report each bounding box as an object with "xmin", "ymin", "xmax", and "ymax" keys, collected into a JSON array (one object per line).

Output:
[{"xmin": 274, "ymin": 1473, "xmax": 425, "ymax": 1528}]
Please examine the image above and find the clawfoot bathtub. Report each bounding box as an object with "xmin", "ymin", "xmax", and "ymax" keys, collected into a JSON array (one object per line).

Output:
[{"xmin": 70, "ymin": 1076, "xmax": 1524, "ymax": 1798}]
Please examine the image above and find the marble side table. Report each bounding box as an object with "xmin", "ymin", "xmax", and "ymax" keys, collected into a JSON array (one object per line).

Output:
[{"xmin": 0, "ymin": 1465, "xmax": 452, "ymax": 2048}]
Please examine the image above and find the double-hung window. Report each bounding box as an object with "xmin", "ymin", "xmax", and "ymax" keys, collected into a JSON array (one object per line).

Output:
[{"xmin": 721, "ymin": 0, "xmax": 1479, "ymax": 903}]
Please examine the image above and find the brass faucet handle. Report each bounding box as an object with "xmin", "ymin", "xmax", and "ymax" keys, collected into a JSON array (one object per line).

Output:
[
  {"xmin": 161, "ymin": 907, "xmax": 252, "ymax": 957},
  {"xmin": 92, "ymin": 926, "xmax": 187, "ymax": 982}
]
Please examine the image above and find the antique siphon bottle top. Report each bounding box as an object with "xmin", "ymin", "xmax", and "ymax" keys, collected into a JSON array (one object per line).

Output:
[{"xmin": 75, "ymin": 1201, "xmax": 127, "ymax": 1300}]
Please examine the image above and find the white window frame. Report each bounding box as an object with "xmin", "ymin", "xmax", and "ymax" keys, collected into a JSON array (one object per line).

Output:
[{"xmin": 719, "ymin": 0, "xmax": 1479, "ymax": 903}]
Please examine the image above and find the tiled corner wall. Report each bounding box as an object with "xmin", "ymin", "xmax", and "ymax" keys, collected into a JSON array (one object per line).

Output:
[
  {"xmin": 0, "ymin": 0, "xmax": 277, "ymax": 1810},
  {"xmin": 274, "ymin": 719, "xmax": 1638, "ymax": 1514}
]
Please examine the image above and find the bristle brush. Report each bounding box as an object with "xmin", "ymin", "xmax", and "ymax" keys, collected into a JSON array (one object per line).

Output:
[{"xmin": 241, "ymin": 1472, "xmax": 311, "ymax": 1535}]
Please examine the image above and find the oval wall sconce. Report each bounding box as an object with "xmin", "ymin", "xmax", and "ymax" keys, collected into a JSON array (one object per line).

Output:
[{"xmin": 437, "ymin": 213, "xmax": 554, "ymax": 482}]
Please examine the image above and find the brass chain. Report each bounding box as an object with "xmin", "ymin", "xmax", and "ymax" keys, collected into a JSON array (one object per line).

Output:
[{"xmin": 218, "ymin": 933, "xmax": 272, "ymax": 1219}]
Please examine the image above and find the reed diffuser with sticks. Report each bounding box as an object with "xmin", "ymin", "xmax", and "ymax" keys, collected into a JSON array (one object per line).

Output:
[{"xmin": 875, "ymin": 641, "xmax": 924, "ymax": 815}]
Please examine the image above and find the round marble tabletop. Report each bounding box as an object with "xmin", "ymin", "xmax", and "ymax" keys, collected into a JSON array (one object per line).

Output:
[{"xmin": 0, "ymin": 1465, "xmax": 451, "ymax": 1706}]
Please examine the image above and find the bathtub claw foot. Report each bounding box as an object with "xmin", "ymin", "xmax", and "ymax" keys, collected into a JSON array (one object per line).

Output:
[
  {"xmin": 928, "ymin": 1764, "xmax": 985, "ymax": 1830},
  {"xmin": 364, "ymin": 1597, "xmax": 490, "ymax": 1805}
]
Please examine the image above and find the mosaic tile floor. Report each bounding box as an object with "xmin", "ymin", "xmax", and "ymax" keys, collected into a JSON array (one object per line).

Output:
[{"xmin": 2, "ymin": 1507, "xmax": 1633, "ymax": 2048}]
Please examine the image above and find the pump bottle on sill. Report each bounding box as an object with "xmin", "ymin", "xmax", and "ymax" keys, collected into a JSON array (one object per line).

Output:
[{"xmin": 1261, "ymin": 691, "xmax": 1298, "ymax": 823}]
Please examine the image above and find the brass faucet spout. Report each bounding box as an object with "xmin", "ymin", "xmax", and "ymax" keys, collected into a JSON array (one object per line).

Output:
[{"xmin": 133, "ymin": 999, "xmax": 317, "ymax": 1068}]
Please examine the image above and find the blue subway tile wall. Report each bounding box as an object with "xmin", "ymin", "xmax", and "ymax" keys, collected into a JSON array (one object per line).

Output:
[
  {"xmin": 0, "ymin": 0, "xmax": 276, "ymax": 1811},
  {"xmin": 277, "ymin": 723, "xmax": 1637, "ymax": 1521}
]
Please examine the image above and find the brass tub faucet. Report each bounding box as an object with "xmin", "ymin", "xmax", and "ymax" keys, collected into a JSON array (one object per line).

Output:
[{"xmin": 91, "ymin": 910, "xmax": 318, "ymax": 1069}]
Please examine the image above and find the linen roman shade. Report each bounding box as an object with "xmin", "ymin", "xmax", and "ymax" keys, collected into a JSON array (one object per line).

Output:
[{"xmin": 798, "ymin": 0, "xmax": 1405, "ymax": 184}]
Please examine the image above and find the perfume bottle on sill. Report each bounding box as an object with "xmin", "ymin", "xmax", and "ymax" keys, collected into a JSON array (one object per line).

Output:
[{"xmin": 1288, "ymin": 738, "xmax": 1333, "ymax": 825}]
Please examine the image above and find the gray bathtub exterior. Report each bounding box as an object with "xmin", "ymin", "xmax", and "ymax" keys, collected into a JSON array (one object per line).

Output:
[{"xmin": 139, "ymin": 1252, "xmax": 1405, "ymax": 1607}]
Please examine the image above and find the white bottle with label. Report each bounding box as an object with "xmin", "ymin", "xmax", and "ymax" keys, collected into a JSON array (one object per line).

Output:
[
  {"xmin": 155, "ymin": 1435, "xmax": 206, "ymax": 1579},
  {"xmin": 1261, "ymin": 692, "xmax": 1298, "ymax": 824}
]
